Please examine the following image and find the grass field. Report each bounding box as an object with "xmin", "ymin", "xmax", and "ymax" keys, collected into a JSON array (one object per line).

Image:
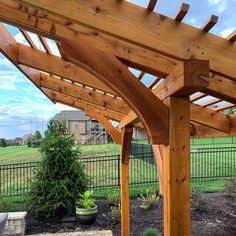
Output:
[
  {"xmin": 0, "ymin": 139, "xmax": 236, "ymax": 197},
  {"xmin": 0, "ymin": 143, "xmax": 120, "ymax": 164},
  {"xmin": 1, "ymin": 137, "xmax": 236, "ymax": 164}
]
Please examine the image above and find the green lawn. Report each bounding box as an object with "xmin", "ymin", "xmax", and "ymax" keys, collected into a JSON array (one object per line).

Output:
[
  {"xmin": 0, "ymin": 143, "xmax": 120, "ymax": 164},
  {"xmin": 0, "ymin": 140, "xmax": 235, "ymax": 197}
]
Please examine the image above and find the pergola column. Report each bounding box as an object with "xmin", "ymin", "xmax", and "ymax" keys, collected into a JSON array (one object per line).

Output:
[
  {"xmin": 120, "ymin": 125, "xmax": 133, "ymax": 236},
  {"xmin": 163, "ymin": 97, "xmax": 190, "ymax": 236}
]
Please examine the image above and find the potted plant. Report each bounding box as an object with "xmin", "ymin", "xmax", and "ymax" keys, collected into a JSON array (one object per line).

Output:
[{"xmin": 76, "ymin": 190, "xmax": 97, "ymax": 225}]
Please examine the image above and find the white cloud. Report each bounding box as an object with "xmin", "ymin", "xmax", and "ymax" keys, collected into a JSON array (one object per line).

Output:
[
  {"xmin": 208, "ymin": 0, "xmax": 221, "ymax": 4},
  {"xmin": 208, "ymin": 0, "xmax": 227, "ymax": 13}
]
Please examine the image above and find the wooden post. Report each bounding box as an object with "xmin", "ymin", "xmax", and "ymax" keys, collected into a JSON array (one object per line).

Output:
[
  {"xmin": 152, "ymin": 145, "xmax": 164, "ymax": 196},
  {"xmin": 120, "ymin": 125, "xmax": 133, "ymax": 236},
  {"xmin": 163, "ymin": 97, "xmax": 190, "ymax": 236}
]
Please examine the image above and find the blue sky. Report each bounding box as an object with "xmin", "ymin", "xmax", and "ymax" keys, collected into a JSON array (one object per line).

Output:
[{"xmin": 0, "ymin": 0, "xmax": 235, "ymax": 139}]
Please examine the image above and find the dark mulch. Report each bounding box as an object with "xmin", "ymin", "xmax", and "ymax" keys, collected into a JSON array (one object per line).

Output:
[{"xmin": 25, "ymin": 193, "xmax": 236, "ymax": 236}]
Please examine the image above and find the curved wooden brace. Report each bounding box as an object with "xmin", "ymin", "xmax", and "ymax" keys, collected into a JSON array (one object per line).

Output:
[
  {"xmin": 152, "ymin": 145, "xmax": 164, "ymax": 196},
  {"xmin": 59, "ymin": 39, "xmax": 169, "ymax": 144},
  {"xmin": 85, "ymin": 110, "xmax": 121, "ymax": 144}
]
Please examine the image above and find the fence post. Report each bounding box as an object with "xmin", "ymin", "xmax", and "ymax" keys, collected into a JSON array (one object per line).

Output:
[{"xmin": 118, "ymin": 154, "xmax": 121, "ymax": 187}]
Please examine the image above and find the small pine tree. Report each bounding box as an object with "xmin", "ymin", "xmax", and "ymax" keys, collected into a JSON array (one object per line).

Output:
[
  {"xmin": 28, "ymin": 120, "xmax": 89, "ymax": 217},
  {"xmin": 0, "ymin": 138, "xmax": 7, "ymax": 148},
  {"xmin": 27, "ymin": 139, "xmax": 32, "ymax": 147}
]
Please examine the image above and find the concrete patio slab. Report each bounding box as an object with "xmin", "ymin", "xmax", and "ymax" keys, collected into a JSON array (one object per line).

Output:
[{"xmin": 27, "ymin": 230, "xmax": 113, "ymax": 236}]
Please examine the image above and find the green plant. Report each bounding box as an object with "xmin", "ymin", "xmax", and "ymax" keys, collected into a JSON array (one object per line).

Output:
[
  {"xmin": 27, "ymin": 139, "xmax": 32, "ymax": 147},
  {"xmin": 0, "ymin": 138, "xmax": 7, "ymax": 148},
  {"xmin": 191, "ymin": 188, "xmax": 209, "ymax": 212},
  {"xmin": 224, "ymin": 177, "xmax": 236, "ymax": 197},
  {"xmin": 140, "ymin": 189, "xmax": 159, "ymax": 210},
  {"xmin": 142, "ymin": 227, "xmax": 160, "ymax": 236},
  {"xmin": 34, "ymin": 130, "xmax": 42, "ymax": 142},
  {"xmin": 0, "ymin": 195, "xmax": 14, "ymax": 212},
  {"xmin": 110, "ymin": 204, "xmax": 121, "ymax": 223},
  {"xmin": 107, "ymin": 188, "xmax": 120, "ymax": 206},
  {"xmin": 28, "ymin": 120, "xmax": 90, "ymax": 218},
  {"xmin": 77, "ymin": 190, "xmax": 95, "ymax": 209}
]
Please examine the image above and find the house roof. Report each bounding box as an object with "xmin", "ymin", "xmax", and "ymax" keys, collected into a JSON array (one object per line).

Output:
[{"xmin": 54, "ymin": 110, "xmax": 90, "ymax": 121}]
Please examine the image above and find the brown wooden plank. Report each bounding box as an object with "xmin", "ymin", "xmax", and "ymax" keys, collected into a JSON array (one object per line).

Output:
[
  {"xmin": 43, "ymin": 88, "xmax": 125, "ymax": 122},
  {"xmin": 34, "ymin": 73, "xmax": 130, "ymax": 114},
  {"xmin": 175, "ymin": 3, "xmax": 190, "ymax": 22},
  {"xmin": 59, "ymin": 38, "xmax": 169, "ymax": 144},
  {"xmin": 214, "ymin": 104, "xmax": 235, "ymax": 111},
  {"xmin": 201, "ymin": 15, "xmax": 218, "ymax": 32},
  {"xmin": 153, "ymin": 60, "xmax": 209, "ymax": 99},
  {"xmin": 149, "ymin": 77, "xmax": 161, "ymax": 89},
  {"xmin": 152, "ymin": 144, "xmax": 164, "ymax": 196},
  {"xmin": 201, "ymin": 98, "xmax": 221, "ymax": 107},
  {"xmin": 0, "ymin": 1, "xmax": 177, "ymax": 78},
  {"xmin": 38, "ymin": 36, "xmax": 52, "ymax": 54},
  {"xmin": 120, "ymin": 125, "xmax": 133, "ymax": 236},
  {"xmin": 163, "ymin": 96, "xmax": 190, "ymax": 236},
  {"xmin": 17, "ymin": 43, "xmax": 118, "ymax": 95},
  {"xmin": 19, "ymin": 29, "xmax": 37, "ymax": 48},
  {"xmin": 190, "ymin": 104, "xmax": 230, "ymax": 132},
  {"xmin": 226, "ymin": 30, "xmax": 236, "ymax": 42},
  {"xmin": 191, "ymin": 117, "xmax": 236, "ymax": 138},
  {"xmin": 190, "ymin": 92, "xmax": 206, "ymax": 102},
  {"xmin": 147, "ymin": 0, "xmax": 158, "ymax": 11},
  {"xmin": 12, "ymin": 0, "xmax": 236, "ymax": 79}
]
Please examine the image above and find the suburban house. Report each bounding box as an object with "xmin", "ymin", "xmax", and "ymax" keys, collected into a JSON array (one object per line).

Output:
[
  {"xmin": 54, "ymin": 110, "xmax": 147, "ymax": 144},
  {"xmin": 54, "ymin": 110, "xmax": 109, "ymax": 144}
]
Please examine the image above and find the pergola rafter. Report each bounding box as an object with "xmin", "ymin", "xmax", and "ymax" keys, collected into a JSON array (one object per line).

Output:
[{"xmin": 0, "ymin": 1, "xmax": 235, "ymax": 235}]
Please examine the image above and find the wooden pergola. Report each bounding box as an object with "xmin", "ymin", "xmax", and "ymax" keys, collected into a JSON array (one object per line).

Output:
[{"xmin": 0, "ymin": 0, "xmax": 236, "ymax": 235}]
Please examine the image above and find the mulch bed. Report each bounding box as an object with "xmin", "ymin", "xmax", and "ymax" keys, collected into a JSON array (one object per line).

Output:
[{"xmin": 25, "ymin": 192, "xmax": 236, "ymax": 236}]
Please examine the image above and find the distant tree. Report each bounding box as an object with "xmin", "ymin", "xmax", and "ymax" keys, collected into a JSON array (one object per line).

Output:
[
  {"xmin": 34, "ymin": 131, "xmax": 42, "ymax": 142},
  {"xmin": 27, "ymin": 139, "xmax": 32, "ymax": 147},
  {"xmin": 0, "ymin": 138, "xmax": 7, "ymax": 148}
]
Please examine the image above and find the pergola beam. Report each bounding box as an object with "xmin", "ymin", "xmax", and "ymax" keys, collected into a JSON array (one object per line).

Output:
[
  {"xmin": 59, "ymin": 38, "xmax": 169, "ymax": 144},
  {"xmin": 42, "ymin": 88, "xmax": 126, "ymax": 122},
  {"xmin": 17, "ymin": 43, "xmax": 117, "ymax": 96},
  {"xmin": 7, "ymin": 0, "xmax": 236, "ymax": 80},
  {"xmin": 34, "ymin": 73, "xmax": 130, "ymax": 114}
]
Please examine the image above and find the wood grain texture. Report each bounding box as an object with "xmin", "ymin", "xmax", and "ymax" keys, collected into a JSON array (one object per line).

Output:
[
  {"xmin": 13, "ymin": 0, "xmax": 236, "ymax": 80},
  {"xmin": 163, "ymin": 97, "xmax": 190, "ymax": 236},
  {"xmin": 152, "ymin": 145, "xmax": 164, "ymax": 196},
  {"xmin": 120, "ymin": 126, "xmax": 133, "ymax": 236},
  {"xmin": 59, "ymin": 38, "xmax": 169, "ymax": 144}
]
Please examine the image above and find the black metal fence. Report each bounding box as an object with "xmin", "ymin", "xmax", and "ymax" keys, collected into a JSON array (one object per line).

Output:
[{"xmin": 1, "ymin": 147, "xmax": 236, "ymax": 196}]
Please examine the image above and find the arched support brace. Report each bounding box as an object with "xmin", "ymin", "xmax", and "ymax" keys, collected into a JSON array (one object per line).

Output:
[
  {"xmin": 59, "ymin": 39, "xmax": 169, "ymax": 145},
  {"xmin": 85, "ymin": 110, "xmax": 121, "ymax": 144},
  {"xmin": 152, "ymin": 145, "xmax": 164, "ymax": 196}
]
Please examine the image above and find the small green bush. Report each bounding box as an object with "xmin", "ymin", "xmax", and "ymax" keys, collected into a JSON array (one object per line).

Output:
[
  {"xmin": 0, "ymin": 195, "xmax": 14, "ymax": 212},
  {"xmin": 140, "ymin": 189, "xmax": 159, "ymax": 210},
  {"xmin": 28, "ymin": 120, "xmax": 90, "ymax": 218},
  {"xmin": 107, "ymin": 188, "xmax": 120, "ymax": 206},
  {"xmin": 191, "ymin": 188, "xmax": 209, "ymax": 212},
  {"xmin": 142, "ymin": 227, "xmax": 160, "ymax": 236},
  {"xmin": 110, "ymin": 204, "xmax": 121, "ymax": 223},
  {"xmin": 224, "ymin": 177, "xmax": 236, "ymax": 197}
]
